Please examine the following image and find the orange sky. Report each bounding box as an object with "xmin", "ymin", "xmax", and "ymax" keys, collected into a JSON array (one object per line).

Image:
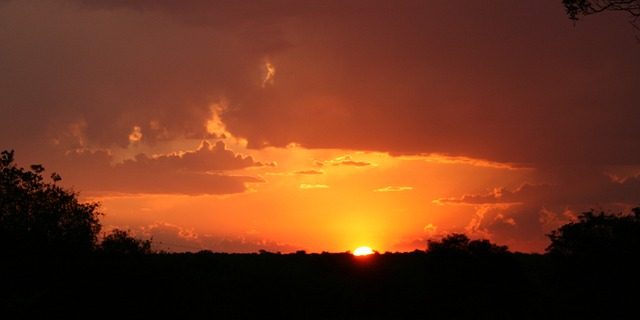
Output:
[{"xmin": 1, "ymin": 0, "xmax": 639, "ymax": 254}]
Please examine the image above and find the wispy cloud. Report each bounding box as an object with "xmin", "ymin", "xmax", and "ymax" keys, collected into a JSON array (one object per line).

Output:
[
  {"xmin": 317, "ymin": 155, "xmax": 375, "ymax": 167},
  {"xmin": 294, "ymin": 169, "xmax": 324, "ymax": 175},
  {"xmin": 299, "ymin": 184, "xmax": 329, "ymax": 189},
  {"xmin": 373, "ymin": 186, "xmax": 413, "ymax": 192},
  {"xmin": 397, "ymin": 154, "xmax": 528, "ymax": 170}
]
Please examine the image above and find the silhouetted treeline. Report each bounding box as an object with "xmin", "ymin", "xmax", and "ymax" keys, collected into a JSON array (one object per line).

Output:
[
  {"xmin": 3, "ymin": 247, "xmax": 638, "ymax": 319},
  {"xmin": 2, "ymin": 149, "xmax": 640, "ymax": 319}
]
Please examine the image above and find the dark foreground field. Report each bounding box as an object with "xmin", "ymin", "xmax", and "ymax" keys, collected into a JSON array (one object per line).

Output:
[{"xmin": 2, "ymin": 250, "xmax": 637, "ymax": 319}]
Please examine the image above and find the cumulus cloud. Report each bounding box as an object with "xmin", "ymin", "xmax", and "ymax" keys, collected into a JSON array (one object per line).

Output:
[
  {"xmin": 113, "ymin": 221, "xmax": 303, "ymax": 253},
  {"xmin": 146, "ymin": 140, "xmax": 274, "ymax": 172},
  {"xmin": 60, "ymin": 141, "xmax": 268, "ymax": 195}
]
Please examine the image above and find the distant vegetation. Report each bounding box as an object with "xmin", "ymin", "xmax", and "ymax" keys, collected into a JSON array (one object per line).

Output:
[{"xmin": 2, "ymin": 149, "xmax": 639, "ymax": 318}]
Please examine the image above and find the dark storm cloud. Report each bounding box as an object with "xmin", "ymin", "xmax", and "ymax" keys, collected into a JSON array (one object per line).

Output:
[
  {"xmin": 2, "ymin": 0, "xmax": 639, "ymax": 167},
  {"xmin": 1, "ymin": 0, "xmax": 638, "ymax": 211}
]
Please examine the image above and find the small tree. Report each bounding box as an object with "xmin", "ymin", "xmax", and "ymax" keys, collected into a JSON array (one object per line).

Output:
[
  {"xmin": 99, "ymin": 229, "xmax": 153, "ymax": 255},
  {"xmin": 0, "ymin": 150, "xmax": 102, "ymax": 257}
]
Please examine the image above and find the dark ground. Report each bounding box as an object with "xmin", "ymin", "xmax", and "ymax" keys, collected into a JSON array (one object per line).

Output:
[{"xmin": 2, "ymin": 250, "xmax": 638, "ymax": 319}]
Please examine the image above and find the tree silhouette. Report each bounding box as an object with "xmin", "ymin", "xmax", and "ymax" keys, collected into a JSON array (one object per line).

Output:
[
  {"xmin": 424, "ymin": 233, "xmax": 524, "ymax": 316},
  {"xmin": 545, "ymin": 207, "xmax": 640, "ymax": 257},
  {"xmin": 426, "ymin": 233, "xmax": 509, "ymax": 256},
  {"xmin": 99, "ymin": 229, "xmax": 154, "ymax": 255},
  {"xmin": 0, "ymin": 150, "xmax": 102, "ymax": 257},
  {"xmin": 544, "ymin": 208, "xmax": 640, "ymax": 318},
  {"xmin": 563, "ymin": 0, "xmax": 640, "ymax": 28}
]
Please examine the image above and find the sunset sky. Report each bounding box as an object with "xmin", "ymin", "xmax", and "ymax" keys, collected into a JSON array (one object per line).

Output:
[{"xmin": 2, "ymin": 0, "xmax": 639, "ymax": 254}]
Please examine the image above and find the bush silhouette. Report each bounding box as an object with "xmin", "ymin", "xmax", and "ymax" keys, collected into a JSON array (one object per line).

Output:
[{"xmin": 0, "ymin": 150, "xmax": 102, "ymax": 257}]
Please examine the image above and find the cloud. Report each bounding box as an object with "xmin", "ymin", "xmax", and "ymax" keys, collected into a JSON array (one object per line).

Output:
[
  {"xmin": 100, "ymin": 221, "xmax": 204, "ymax": 252},
  {"xmin": 603, "ymin": 174, "xmax": 640, "ymax": 205},
  {"xmin": 433, "ymin": 184, "xmax": 554, "ymax": 206},
  {"xmin": 299, "ymin": 184, "xmax": 329, "ymax": 189},
  {"xmin": 60, "ymin": 141, "xmax": 268, "ymax": 195},
  {"xmin": 423, "ymin": 224, "xmax": 437, "ymax": 236},
  {"xmin": 433, "ymin": 167, "xmax": 640, "ymax": 253},
  {"xmin": 293, "ymin": 169, "xmax": 324, "ymax": 175},
  {"xmin": 203, "ymin": 237, "xmax": 303, "ymax": 254},
  {"xmin": 373, "ymin": 186, "xmax": 413, "ymax": 192},
  {"xmin": 262, "ymin": 61, "xmax": 276, "ymax": 87},
  {"xmin": 146, "ymin": 140, "xmax": 275, "ymax": 172},
  {"xmin": 320, "ymin": 155, "xmax": 375, "ymax": 167},
  {"xmin": 2, "ymin": 0, "xmax": 639, "ymax": 168},
  {"xmin": 397, "ymin": 154, "xmax": 529, "ymax": 170},
  {"xmin": 70, "ymin": 0, "xmax": 380, "ymax": 28},
  {"xmin": 111, "ymin": 221, "xmax": 303, "ymax": 253},
  {"xmin": 139, "ymin": 221, "xmax": 203, "ymax": 252}
]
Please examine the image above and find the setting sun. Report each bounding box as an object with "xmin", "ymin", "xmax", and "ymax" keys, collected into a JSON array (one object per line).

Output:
[{"xmin": 353, "ymin": 246, "xmax": 374, "ymax": 256}]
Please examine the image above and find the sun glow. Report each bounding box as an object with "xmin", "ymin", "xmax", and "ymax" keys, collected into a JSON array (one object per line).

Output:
[{"xmin": 353, "ymin": 246, "xmax": 374, "ymax": 256}]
